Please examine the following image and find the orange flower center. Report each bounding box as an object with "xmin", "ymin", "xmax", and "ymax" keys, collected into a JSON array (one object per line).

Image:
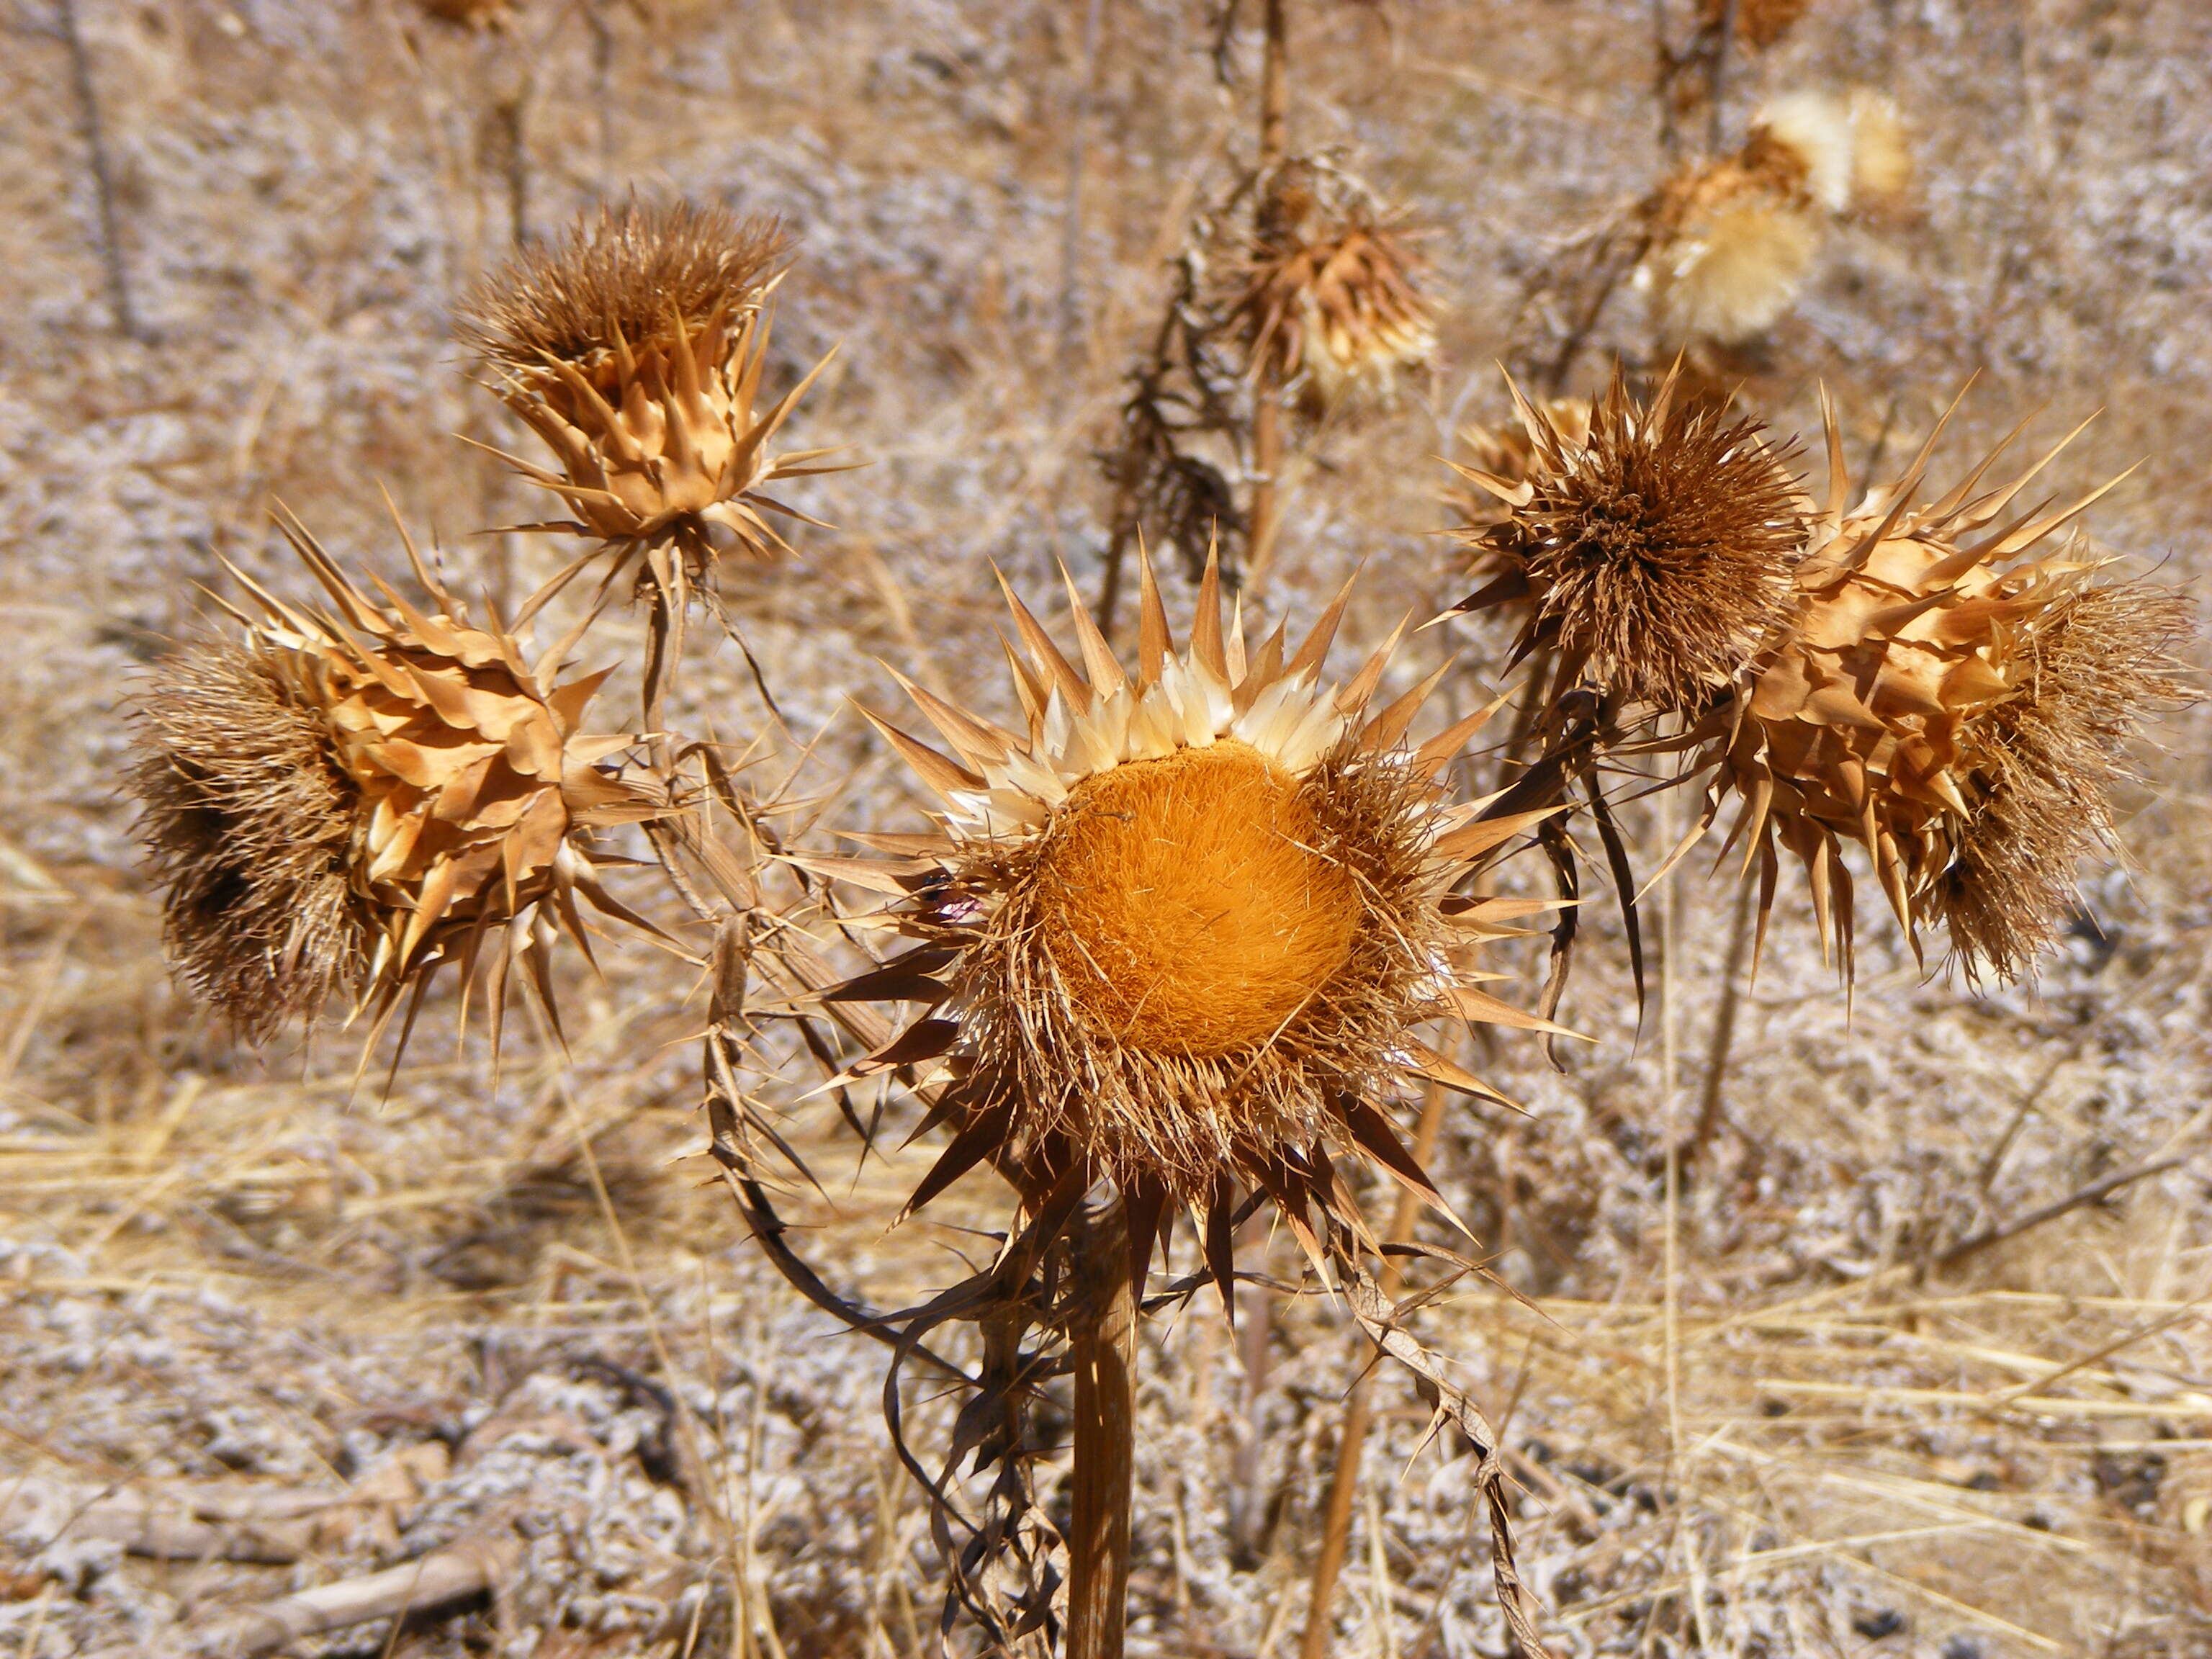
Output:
[{"xmin": 1033, "ymin": 740, "xmax": 1361, "ymax": 1058}]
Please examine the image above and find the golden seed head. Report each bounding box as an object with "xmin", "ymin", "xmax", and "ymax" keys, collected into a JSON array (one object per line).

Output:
[
  {"xmin": 1033, "ymin": 742, "xmax": 1360, "ymax": 1057},
  {"xmin": 1452, "ymin": 367, "xmax": 1809, "ymax": 713},
  {"xmin": 827, "ymin": 552, "xmax": 1548, "ymax": 1215}
]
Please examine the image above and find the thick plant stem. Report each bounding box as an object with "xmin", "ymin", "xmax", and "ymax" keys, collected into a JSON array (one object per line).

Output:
[
  {"xmin": 1259, "ymin": 0, "xmax": 1289, "ymax": 161},
  {"xmin": 57, "ymin": 0, "xmax": 143, "ymax": 341},
  {"xmin": 1691, "ymin": 876, "xmax": 1754, "ymax": 1155},
  {"xmin": 1245, "ymin": 0, "xmax": 1291, "ymax": 587},
  {"xmin": 1297, "ymin": 1084, "xmax": 1447, "ymax": 1659},
  {"xmin": 1067, "ymin": 1198, "xmax": 1136, "ymax": 1659}
]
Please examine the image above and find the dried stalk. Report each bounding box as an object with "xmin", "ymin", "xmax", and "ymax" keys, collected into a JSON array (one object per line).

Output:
[
  {"xmin": 1244, "ymin": 0, "xmax": 1290, "ymax": 587},
  {"xmin": 1691, "ymin": 876, "xmax": 1753, "ymax": 1154},
  {"xmin": 1296, "ymin": 1082, "xmax": 1448, "ymax": 1659},
  {"xmin": 55, "ymin": 0, "xmax": 144, "ymax": 341},
  {"xmin": 1066, "ymin": 1196, "xmax": 1138, "ymax": 1659}
]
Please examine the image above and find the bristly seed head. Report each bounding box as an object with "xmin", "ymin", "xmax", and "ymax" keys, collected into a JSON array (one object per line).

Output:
[
  {"xmin": 1701, "ymin": 389, "xmax": 2194, "ymax": 982},
  {"xmin": 130, "ymin": 640, "xmax": 370, "ymax": 1043},
  {"xmin": 457, "ymin": 200, "xmax": 791, "ymax": 372},
  {"xmin": 1030, "ymin": 742, "xmax": 1361, "ymax": 1058},
  {"xmin": 455, "ymin": 201, "xmax": 846, "ymax": 580},
  {"xmin": 127, "ymin": 514, "xmax": 671, "ymax": 1053},
  {"xmin": 826, "ymin": 550, "xmax": 1561, "ymax": 1245},
  {"xmin": 1452, "ymin": 366, "xmax": 1809, "ymax": 714},
  {"xmin": 1934, "ymin": 578, "xmax": 2193, "ymax": 980}
]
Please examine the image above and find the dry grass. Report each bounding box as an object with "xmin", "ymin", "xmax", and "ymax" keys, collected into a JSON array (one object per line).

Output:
[{"xmin": 3, "ymin": 1, "xmax": 2210, "ymax": 1656}]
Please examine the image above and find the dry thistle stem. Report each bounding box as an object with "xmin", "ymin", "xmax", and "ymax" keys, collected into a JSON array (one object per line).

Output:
[
  {"xmin": 1228, "ymin": 158, "xmax": 1436, "ymax": 420},
  {"xmin": 1447, "ymin": 364, "xmax": 1809, "ymax": 714},
  {"xmin": 819, "ymin": 547, "xmax": 1563, "ymax": 1307},
  {"xmin": 457, "ymin": 200, "xmax": 846, "ymax": 593},
  {"xmin": 1701, "ymin": 392, "xmax": 2193, "ymax": 980},
  {"xmin": 1640, "ymin": 88, "xmax": 1913, "ymax": 344},
  {"xmin": 129, "ymin": 513, "xmax": 671, "ymax": 1051}
]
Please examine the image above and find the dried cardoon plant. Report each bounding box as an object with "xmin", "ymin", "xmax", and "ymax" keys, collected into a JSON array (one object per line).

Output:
[
  {"xmin": 1228, "ymin": 158, "xmax": 1436, "ymax": 421},
  {"xmin": 811, "ymin": 550, "xmax": 1560, "ymax": 1655},
  {"xmin": 129, "ymin": 512, "xmax": 670, "ymax": 1053},
  {"xmin": 1445, "ymin": 364, "xmax": 1809, "ymax": 716},
  {"xmin": 1697, "ymin": 393, "xmax": 2193, "ymax": 979},
  {"xmin": 1097, "ymin": 269, "xmax": 1249, "ymax": 606},
  {"xmin": 457, "ymin": 201, "xmax": 845, "ymax": 607},
  {"xmin": 1640, "ymin": 89, "xmax": 1912, "ymax": 345}
]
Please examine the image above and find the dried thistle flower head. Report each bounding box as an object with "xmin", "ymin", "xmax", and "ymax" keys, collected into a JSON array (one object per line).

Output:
[
  {"xmin": 1230, "ymin": 160, "xmax": 1437, "ymax": 418},
  {"xmin": 820, "ymin": 549, "xmax": 1560, "ymax": 1304},
  {"xmin": 1709, "ymin": 393, "xmax": 2192, "ymax": 979},
  {"xmin": 1446, "ymin": 365, "xmax": 1809, "ymax": 713},
  {"xmin": 1640, "ymin": 88, "xmax": 1911, "ymax": 343},
  {"xmin": 1444, "ymin": 395, "xmax": 1592, "ymax": 534},
  {"xmin": 1699, "ymin": 0, "xmax": 1812, "ymax": 49},
  {"xmin": 457, "ymin": 201, "xmax": 846, "ymax": 585},
  {"xmin": 1846, "ymin": 89, "xmax": 1914, "ymax": 212},
  {"xmin": 1640, "ymin": 128, "xmax": 1825, "ymax": 345},
  {"xmin": 130, "ymin": 513, "xmax": 670, "ymax": 1050}
]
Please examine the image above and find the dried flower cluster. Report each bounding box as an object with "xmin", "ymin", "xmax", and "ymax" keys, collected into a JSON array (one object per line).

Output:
[
  {"xmin": 130, "ymin": 516, "xmax": 667, "ymax": 1050},
  {"xmin": 1228, "ymin": 159, "xmax": 1436, "ymax": 418},
  {"xmin": 458, "ymin": 201, "xmax": 842, "ymax": 594},
  {"xmin": 1449, "ymin": 367, "xmax": 1808, "ymax": 714},
  {"xmin": 1640, "ymin": 89, "xmax": 1912, "ymax": 345},
  {"xmin": 121, "ymin": 177, "xmax": 2196, "ymax": 1659},
  {"xmin": 1706, "ymin": 408, "xmax": 2191, "ymax": 977},
  {"xmin": 825, "ymin": 552, "xmax": 1552, "ymax": 1298},
  {"xmin": 1447, "ymin": 378, "xmax": 2189, "ymax": 981}
]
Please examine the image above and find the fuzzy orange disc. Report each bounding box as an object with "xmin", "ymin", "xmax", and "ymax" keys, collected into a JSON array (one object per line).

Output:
[{"xmin": 1032, "ymin": 740, "xmax": 1361, "ymax": 1057}]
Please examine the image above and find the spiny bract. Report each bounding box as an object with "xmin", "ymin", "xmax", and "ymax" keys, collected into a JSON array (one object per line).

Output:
[
  {"xmin": 129, "ymin": 513, "xmax": 670, "ymax": 1053},
  {"xmin": 1699, "ymin": 392, "xmax": 2190, "ymax": 980},
  {"xmin": 1447, "ymin": 365, "xmax": 1809, "ymax": 715}
]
